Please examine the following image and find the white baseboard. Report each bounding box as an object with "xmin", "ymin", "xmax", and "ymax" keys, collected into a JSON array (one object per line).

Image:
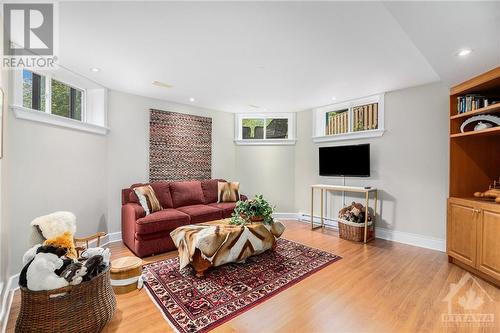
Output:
[
  {"xmin": 277, "ymin": 212, "xmax": 446, "ymax": 253},
  {"xmin": 0, "ymin": 231, "xmax": 123, "ymax": 332},
  {"xmin": 374, "ymin": 228, "xmax": 446, "ymax": 252},
  {"xmin": 1, "ymin": 274, "xmax": 20, "ymax": 333},
  {"xmin": 272, "ymin": 213, "xmax": 301, "ymax": 220}
]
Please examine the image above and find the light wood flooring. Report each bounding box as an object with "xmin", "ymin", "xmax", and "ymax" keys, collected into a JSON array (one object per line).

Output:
[{"xmin": 6, "ymin": 220, "xmax": 500, "ymax": 332}]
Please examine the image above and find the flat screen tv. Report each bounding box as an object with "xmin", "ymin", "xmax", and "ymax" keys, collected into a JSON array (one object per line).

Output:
[{"xmin": 319, "ymin": 144, "xmax": 370, "ymax": 177}]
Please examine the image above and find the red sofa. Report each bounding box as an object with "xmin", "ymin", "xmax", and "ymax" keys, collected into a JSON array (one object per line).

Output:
[{"xmin": 121, "ymin": 179, "xmax": 247, "ymax": 257}]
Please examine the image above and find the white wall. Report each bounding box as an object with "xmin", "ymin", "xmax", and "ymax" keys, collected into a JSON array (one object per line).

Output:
[
  {"xmin": 0, "ymin": 62, "xmax": 7, "ymax": 330},
  {"xmin": 4, "ymin": 112, "xmax": 108, "ymax": 274},
  {"xmin": 235, "ymin": 146, "xmax": 295, "ymax": 212},
  {"xmin": 106, "ymin": 91, "xmax": 236, "ymax": 233},
  {"xmin": 294, "ymin": 82, "xmax": 449, "ymax": 239}
]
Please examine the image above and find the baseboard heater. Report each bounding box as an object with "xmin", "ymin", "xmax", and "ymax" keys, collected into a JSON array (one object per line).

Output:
[{"xmin": 299, "ymin": 214, "xmax": 339, "ymax": 229}]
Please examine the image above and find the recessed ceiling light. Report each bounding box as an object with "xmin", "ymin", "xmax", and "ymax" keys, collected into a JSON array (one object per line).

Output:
[
  {"xmin": 189, "ymin": 97, "xmax": 195, "ymax": 102},
  {"xmin": 457, "ymin": 49, "xmax": 472, "ymax": 57},
  {"xmin": 332, "ymin": 97, "xmax": 337, "ymax": 101},
  {"xmin": 152, "ymin": 80, "xmax": 173, "ymax": 88},
  {"xmin": 90, "ymin": 67, "xmax": 100, "ymax": 72}
]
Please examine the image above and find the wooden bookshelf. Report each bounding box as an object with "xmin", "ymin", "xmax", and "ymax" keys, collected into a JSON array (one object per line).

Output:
[
  {"xmin": 447, "ymin": 66, "xmax": 500, "ymax": 286},
  {"xmin": 450, "ymin": 102, "xmax": 500, "ymax": 120},
  {"xmin": 450, "ymin": 126, "xmax": 500, "ymax": 138}
]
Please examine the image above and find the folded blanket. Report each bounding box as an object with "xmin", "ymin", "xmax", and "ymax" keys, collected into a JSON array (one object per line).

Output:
[{"xmin": 171, "ymin": 221, "xmax": 285, "ymax": 269}]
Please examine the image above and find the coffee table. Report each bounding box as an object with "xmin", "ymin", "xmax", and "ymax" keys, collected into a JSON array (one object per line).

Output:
[{"xmin": 170, "ymin": 218, "xmax": 286, "ymax": 277}]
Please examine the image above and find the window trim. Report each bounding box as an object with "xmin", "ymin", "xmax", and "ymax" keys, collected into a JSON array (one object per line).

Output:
[
  {"xmin": 312, "ymin": 93, "xmax": 385, "ymax": 143},
  {"xmin": 234, "ymin": 113, "xmax": 296, "ymax": 145},
  {"xmin": 11, "ymin": 105, "xmax": 109, "ymax": 135},
  {"xmin": 10, "ymin": 69, "xmax": 108, "ymax": 135}
]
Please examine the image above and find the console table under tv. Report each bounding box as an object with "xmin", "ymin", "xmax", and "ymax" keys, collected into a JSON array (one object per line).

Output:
[{"xmin": 310, "ymin": 184, "xmax": 378, "ymax": 243}]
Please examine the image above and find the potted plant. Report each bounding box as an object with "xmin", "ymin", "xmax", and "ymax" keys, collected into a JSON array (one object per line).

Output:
[{"xmin": 230, "ymin": 194, "xmax": 275, "ymax": 226}]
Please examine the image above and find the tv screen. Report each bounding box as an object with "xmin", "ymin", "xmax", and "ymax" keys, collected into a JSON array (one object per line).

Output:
[{"xmin": 319, "ymin": 144, "xmax": 370, "ymax": 177}]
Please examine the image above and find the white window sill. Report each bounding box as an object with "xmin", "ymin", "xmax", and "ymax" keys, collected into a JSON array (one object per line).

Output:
[
  {"xmin": 234, "ymin": 139, "xmax": 296, "ymax": 146},
  {"xmin": 313, "ymin": 129, "xmax": 385, "ymax": 143},
  {"xmin": 10, "ymin": 105, "xmax": 109, "ymax": 135}
]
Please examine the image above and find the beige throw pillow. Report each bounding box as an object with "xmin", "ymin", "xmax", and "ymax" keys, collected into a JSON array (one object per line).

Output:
[
  {"xmin": 217, "ymin": 182, "xmax": 240, "ymax": 203},
  {"xmin": 134, "ymin": 185, "xmax": 162, "ymax": 215}
]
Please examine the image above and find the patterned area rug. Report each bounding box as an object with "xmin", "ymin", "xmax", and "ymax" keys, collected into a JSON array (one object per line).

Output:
[{"xmin": 143, "ymin": 238, "xmax": 341, "ymax": 333}]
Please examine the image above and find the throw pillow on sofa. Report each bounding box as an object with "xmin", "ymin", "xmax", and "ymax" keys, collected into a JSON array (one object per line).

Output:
[
  {"xmin": 134, "ymin": 185, "xmax": 162, "ymax": 215},
  {"xmin": 217, "ymin": 182, "xmax": 240, "ymax": 203}
]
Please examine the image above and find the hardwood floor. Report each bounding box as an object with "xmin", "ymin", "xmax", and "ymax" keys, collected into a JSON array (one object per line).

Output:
[{"xmin": 6, "ymin": 220, "xmax": 500, "ymax": 332}]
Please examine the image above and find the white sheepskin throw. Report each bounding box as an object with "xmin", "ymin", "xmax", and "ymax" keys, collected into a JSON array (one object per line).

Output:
[
  {"xmin": 27, "ymin": 252, "xmax": 69, "ymax": 291},
  {"xmin": 23, "ymin": 244, "xmax": 41, "ymax": 265},
  {"xmin": 31, "ymin": 211, "xmax": 77, "ymax": 240},
  {"xmin": 81, "ymin": 247, "xmax": 111, "ymax": 266}
]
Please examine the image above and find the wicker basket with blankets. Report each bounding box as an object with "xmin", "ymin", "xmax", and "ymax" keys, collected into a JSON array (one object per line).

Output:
[
  {"xmin": 16, "ymin": 212, "xmax": 116, "ymax": 333},
  {"xmin": 338, "ymin": 202, "xmax": 374, "ymax": 242}
]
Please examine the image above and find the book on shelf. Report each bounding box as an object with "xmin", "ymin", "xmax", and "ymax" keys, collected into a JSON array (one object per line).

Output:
[{"xmin": 456, "ymin": 94, "xmax": 489, "ymax": 114}]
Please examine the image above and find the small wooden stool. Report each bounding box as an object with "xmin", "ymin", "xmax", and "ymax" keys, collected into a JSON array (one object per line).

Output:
[{"xmin": 110, "ymin": 256, "xmax": 143, "ymax": 294}]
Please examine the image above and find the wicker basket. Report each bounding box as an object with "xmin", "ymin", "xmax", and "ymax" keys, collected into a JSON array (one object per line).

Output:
[
  {"xmin": 338, "ymin": 219, "xmax": 374, "ymax": 242},
  {"xmin": 15, "ymin": 267, "xmax": 116, "ymax": 333}
]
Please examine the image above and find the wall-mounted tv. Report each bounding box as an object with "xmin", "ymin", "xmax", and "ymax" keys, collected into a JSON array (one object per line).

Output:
[{"xmin": 319, "ymin": 144, "xmax": 370, "ymax": 177}]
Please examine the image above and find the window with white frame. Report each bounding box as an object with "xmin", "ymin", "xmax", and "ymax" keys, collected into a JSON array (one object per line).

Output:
[
  {"xmin": 11, "ymin": 69, "xmax": 108, "ymax": 135},
  {"xmin": 313, "ymin": 94, "xmax": 385, "ymax": 142},
  {"xmin": 235, "ymin": 113, "xmax": 296, "ymax": 145},
  {"xmin": 22, "ymin": 69, "xmax": 85, "ymax": 121}
]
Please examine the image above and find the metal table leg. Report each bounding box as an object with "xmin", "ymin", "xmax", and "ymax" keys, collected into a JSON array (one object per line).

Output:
[{"xmin": 364, "ymin": 192, "xmax": 369, "ymax": 243}]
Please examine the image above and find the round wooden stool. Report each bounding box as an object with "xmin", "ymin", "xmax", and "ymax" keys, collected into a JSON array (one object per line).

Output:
[{"xmin": 110, "ymin": 256, "xmax": 143, "ymax": 294}]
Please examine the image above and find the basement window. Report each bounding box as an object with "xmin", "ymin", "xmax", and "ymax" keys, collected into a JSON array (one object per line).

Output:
[
  {"xmin": 235, "ymin": 113, "xmax": 295, "ymax": 145},
  {"xmin": 51, "ymin": 79, "xmax": 84, "ymax": 121},
  {"xmin": 11, "ymin": 69, "xmax": 109, "ymax": 135},
  {"xmin": 313, "ymin": 93, "xmax": 385, "ymax": 143},
  {"xmin": 23, "ymin": 70, "xmax": 46, "ymax": 112},
  {"xmin": 21, "ymin": 69, "xmax": 85, "ymax": 121}
]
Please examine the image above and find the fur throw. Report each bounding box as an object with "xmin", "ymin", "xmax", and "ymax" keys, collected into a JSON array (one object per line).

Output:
[
  {"xmin": 22, "ymin": 244, "xmax": 41, "ymax": 266},
  {"xmin": 44, "ymin": 232, "xmax": 77, "ymax": 259},
  {"xmin": 19, "ymin": 245, "xmax": 70, "ymax": 288},
  {"xmin": 81, "ymin": 247, "xmax": 111, "ymax": 266},
  {"xmin": 60, "ymin": 262, "xmax": 87, "ymax": 285},
  {"xmin": 27, "ymin": 253, "xmax": 69, "ymax": 291},
  {"xmin": 171, "ymin": 221, "xmax": 286, "ymax": 270},
  {"xmin": 83, "ymin": 255, "xmax": 104, "ymax": 282},
  {"xmin": 31, "ymin": 211, "xmax": 76, "ymax": 240}
]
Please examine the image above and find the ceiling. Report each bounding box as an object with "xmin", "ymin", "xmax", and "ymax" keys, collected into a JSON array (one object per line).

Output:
[{"xmin": 57, "ymin": 1, "xmax": 499, "ymax": 113}]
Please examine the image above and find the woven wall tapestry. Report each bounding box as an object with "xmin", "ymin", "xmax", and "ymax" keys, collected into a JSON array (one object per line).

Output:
[{"xmin": 149, "ymin": 109, "xmax": 212, "ymax": 182}]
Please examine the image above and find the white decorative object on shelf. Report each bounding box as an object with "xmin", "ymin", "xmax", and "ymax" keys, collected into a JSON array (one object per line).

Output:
[
  {"xmin": 474, "ymin": 122, "xmax": 493, "ymax": 131},
  {"xmin": 460, "ymin": 114, "xmax": 500, "ymax": 133}
]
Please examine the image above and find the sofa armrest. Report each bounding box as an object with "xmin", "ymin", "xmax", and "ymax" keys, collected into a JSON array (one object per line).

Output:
[
  {"xmin": 121, "ymin": 203, "xmax": 146, "ymax": 250},
  {"xmin": 122, "ymin": 203, "xmax": 146, "ymax": 220},
  {"xmin": 240, "ymin": 194, "xmax": 248, "ymax": 201}
]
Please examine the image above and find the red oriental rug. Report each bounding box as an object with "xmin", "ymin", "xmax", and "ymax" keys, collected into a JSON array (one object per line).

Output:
[{"xmin": 143, "ymin": 238, "xmax": 341, "ymax": 333}]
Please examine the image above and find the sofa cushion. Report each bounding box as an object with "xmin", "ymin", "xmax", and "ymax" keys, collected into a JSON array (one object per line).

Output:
[
  {"xmin": 128, "ymin": 183, "xmax": 150, "ymax": 205},
  {"xmin": 208, "ymin": 202, "xmax": 237, "ymax": 218},
  {"xmin": 135, "ymin": 209, "xmax": 190, "ymax": 235},
  {"xmin": 133, "ymin": 185, "xmax": 162, "ymax": 215},
  {"xmin": 201, "ymin": 179, "xmax": 225, "ymax": 204},
  {"xmin": 176, "ymin": 205, "xmax": 223, "ymax": 224},
  {"xmin": 217, "ymin": 181, "xmax": 240, "ymax": 203},
  {"xmin": 150, "ymin": 182, "xmax": 173, "ymax": 208},
  {"xmin": 170, "ymin": 181, "xmax": 205, "ymax": 208}
]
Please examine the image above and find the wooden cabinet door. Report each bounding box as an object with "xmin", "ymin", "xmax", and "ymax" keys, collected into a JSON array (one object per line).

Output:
[
  {"xmin": 447, "ymin": 200, "xmax": 477, "ymax": 266},
  {"xmin": 477, "ymin": 206, "xmax": 500, "ymax": 280}
]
